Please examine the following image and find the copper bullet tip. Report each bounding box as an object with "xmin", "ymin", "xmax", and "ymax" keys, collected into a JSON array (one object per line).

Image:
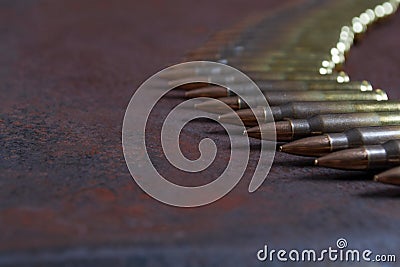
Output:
[
  {"xmin": 372, "ymin": 167, "xmax": 400, "ymax": 186},
  {"xmin": 218, "ymin": 111, "xmax": 243, "ymax": 125},
  {"xmin": 185, "ymin": 86, "xmax": 228, "ymax": 98},
  {"xmin": 315, "ymin": 148, "xmax": 368, "ymax": 170},
  {"xmin": 246, "ymin": 122, "xmax": 277, "ymax": 140},
  {"xmin": 279, "ymin": 135, "xmax": 331, "ymax": 156},
  {"xmin": 246, "ymin": 126, "xmax": 261, "ymax": 139}
]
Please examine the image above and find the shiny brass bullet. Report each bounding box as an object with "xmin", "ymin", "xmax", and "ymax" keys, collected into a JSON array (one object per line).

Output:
[
  {"xmin": 162, "ymin": 65, "xmax": 333, "ymax": 80},
  {"xmin": 181, "ymin": 79, "xmax": 371, "ymax": 92},
  {"xmin": 246, "ymin": 111, "xmax": 400, "ymax": 142},
  {"xmin": 374, "ymin": 166, "xmax": 400, "ymax": 186},
  {"xmin": 184, "ymin": 80, "xmax": 373, "ymax": 98},
  {"xmin": 195, "ymin": 89, "xmax": 387, "ymax": 112},
  {"xmin": 280, "ymin": 125, "xmax": 400, "ymax": 156},
  {"xmin": 219, "ymin": 100, "xmax": 400, "ymax": 126},
  {"xmin": 169, "ymin": 72, "xmax": 350, "ymax": 88},
  {"xmin": 315, "ymin": 140, "xmax": 400, "ymax": 170}
]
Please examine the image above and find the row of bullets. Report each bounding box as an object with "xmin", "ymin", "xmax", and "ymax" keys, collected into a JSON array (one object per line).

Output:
[{"xmin": 162, "ymin": 0, "xmax": 400, "ymax": 186}]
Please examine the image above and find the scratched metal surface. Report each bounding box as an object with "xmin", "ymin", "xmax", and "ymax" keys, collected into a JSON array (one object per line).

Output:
[{"xmin": 0, "ymin": 0, "xmax": 400, "ymax": 266}]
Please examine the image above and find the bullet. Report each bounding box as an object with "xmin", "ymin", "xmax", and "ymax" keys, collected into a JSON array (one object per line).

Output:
[
  {"xmin": 185, "ymin": 80, "xmax": 373, "ymax": 98},
  {"xmin": 246, "ymin": 111, "xmax": 400, "ymax": 142},
  {"xmin": 315, "ymin": 140, "xmax": 400, "ymax": 170},
  {"xmin": 185, "ymin": 54, "xmax": 343, "ymax": 70},
  {"xmin": 239, "ymin": 64, "xmax": 334, "ymax": 73},
  {"xmin": 187, "ymin": 36, "xmax": 344, "ymax": 53},
  {"xmin": 162, "ymin": 65, "xmax": 334, "ymax": 80},
  {"xmin": 168, "ymin": 72, "xmax": 350, "ymax": 88},
  {"xmin": 187, "ymin": 43, "xmax": 342, "ymax": 57},
  {"xmin": 258, "ymin": 79, "xmax": 370, "ymax": 90},
  {"xmin": 187, "ymin": 43, "xmax": 343, "ymax": 59},
  {"xmin": 219, "ymin": 100, "xmax": 400, "ymax": 126},
  {"xmin": 180, "ymin": 79, "xmax": 371, "ymax": 92},
  {"xmin": 280, "ymin": 125, "xmax": 400, "ymax": 156},
  {"xmin": 162, "ymin": 65, "xmax": 334, "ymax": 81},
  {"xmin": 374, "ymin": 166, "xmax": 400, "ymax": 186},
  {"xmin": 174, "ymin": 82, "xmax": 211, "ymax": 90},
  {"xmin": 195, "ymin": 89, "xmax": 388, "ymax": 112}
]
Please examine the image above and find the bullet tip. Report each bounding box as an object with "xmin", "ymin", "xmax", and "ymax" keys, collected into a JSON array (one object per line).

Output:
[
  {"xmin": 373, "ymin": 175, "xmax": 380, "ymax": 182},
  {"xmin": 313, "ymin": 148, "xmax": 367, "ymax": 170},
  {"xmin": 185, "ymin": 86, "xmax": 228, "ymax": 98},
  {"xmin": 314, "ymin": 159, "xmax": 319, "ymax": 165},
  {"xmin": 243, "ymin": 129, "xmax": 247, "ymax": 135},
  {"xmin": 277, "ymin": 135, "xmax": 331, "ymax": 156},
  {"xmin": 278, "ymin": 145, "xmax": 283, "ymax": 152}
]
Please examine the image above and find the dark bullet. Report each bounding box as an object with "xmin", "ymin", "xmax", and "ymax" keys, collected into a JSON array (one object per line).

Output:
[
  {"xmin": 219, "ymin": 100, "xmax": 400, "ymax": 126},
  {"xmin": 374, "ymin": 166, "xmax": 400, "ymax": 186},
  {"xmin": 315, "ymin": 139, "xmax": 400, "ymax": 170},
  {"xmin": 280, "ymin": 125, "xmax": 400, "ymax": 156},
  {"xmin": 195, "ymin": 89, "xmax": 387, "ymax": 112},
  {"xmin": 246, "ymin": 111, "xmax": 400, "ymax": 142}
]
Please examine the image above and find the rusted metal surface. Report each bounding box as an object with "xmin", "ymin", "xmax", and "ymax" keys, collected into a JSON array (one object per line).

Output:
[{"xmin": 1, "ymin": 0, "xmax": 400, "ymax": 266}]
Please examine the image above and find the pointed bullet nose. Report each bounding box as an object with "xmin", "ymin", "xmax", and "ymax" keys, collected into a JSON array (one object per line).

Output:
[
  {"xmin": 373, "ymin": 166, "xmax": 400, "ymax": 185},
  {"xmin": 246, "ymin": 122, "xmax": 276, "ymax": 140},
  {"xmin": 246, "ymin": 126, "xmax": 262, "ymax": 139},
  {"xmin": 218, "ymin": 112, "xmax": 242, "ymax": 125},
  {"xmin": 315, "ymin": 148, "xmax": 368, "ymax": 170},
  {"xmin": 279, "ymin": 135, "xmax": 331, "ymax": 156}
]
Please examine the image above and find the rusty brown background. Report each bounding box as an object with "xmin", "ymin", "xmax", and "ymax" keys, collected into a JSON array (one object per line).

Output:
[{"xmin": 1, "ymin": 0, "xmax": 400, "ymax": 266}]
